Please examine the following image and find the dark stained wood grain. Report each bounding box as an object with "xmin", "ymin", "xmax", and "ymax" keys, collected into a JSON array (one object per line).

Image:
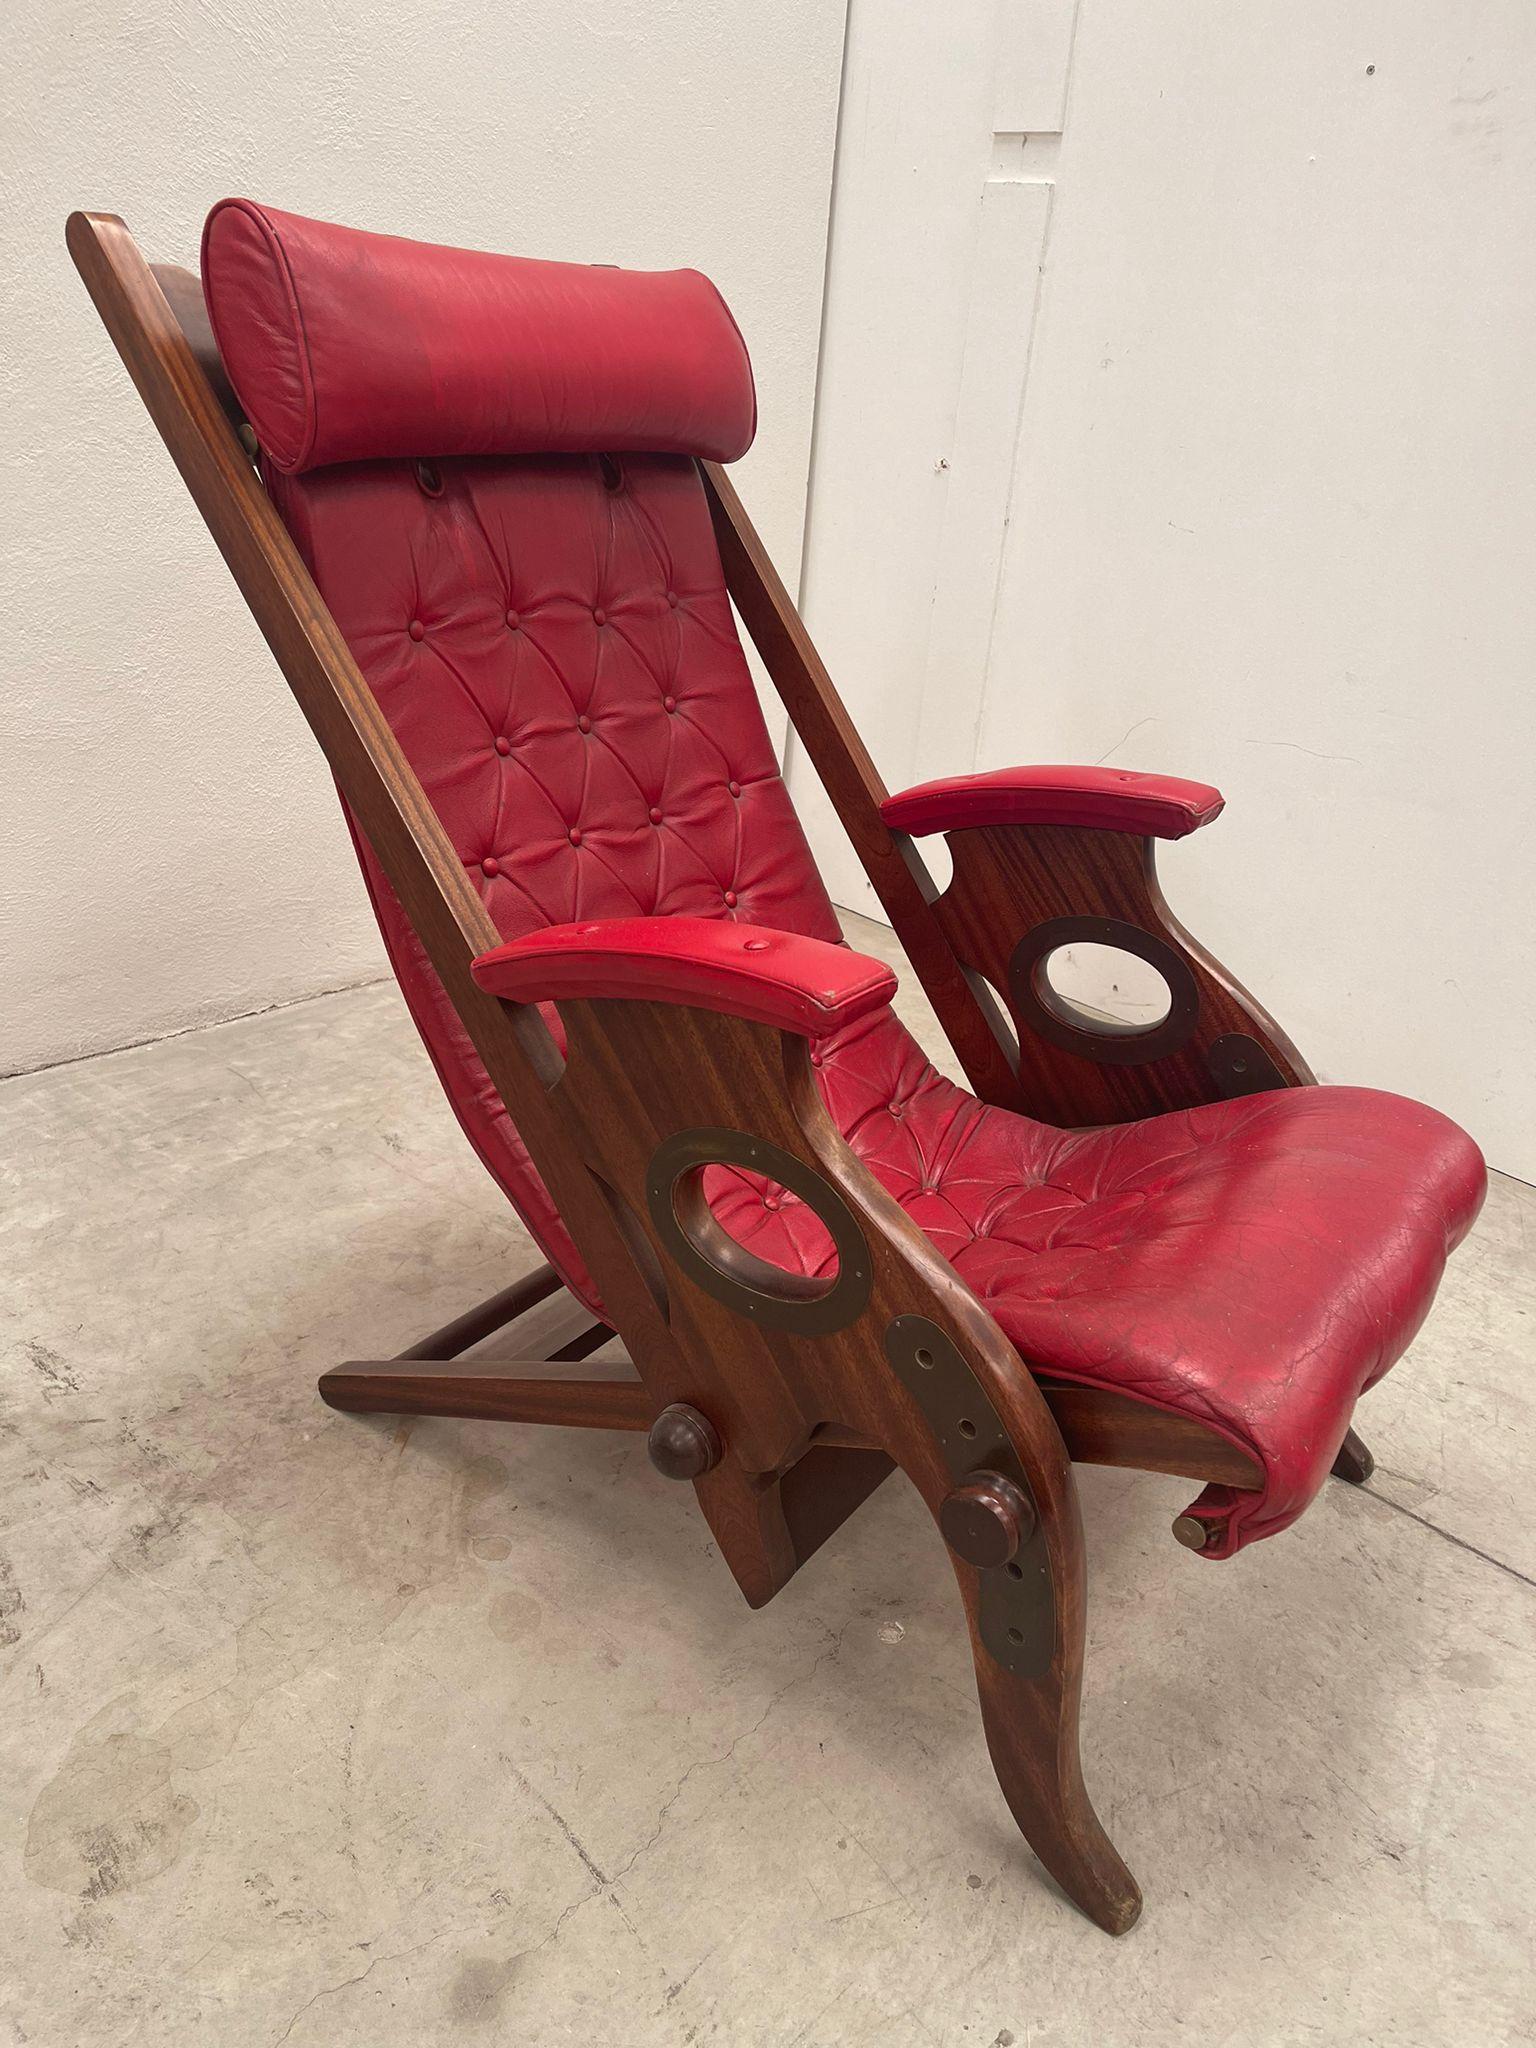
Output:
[
  {"xmin": 1031, "ymin": 1382, "xmax": 1263, "ymax": 1488},
  {"xmin": 543, "ymin": 987, "xmax": 1143, "ymax": 1931},
  {"xmin": 395, "ymin": 1262, "xmax": 563, "ymax": 1360},
  {"xmin": 148, "ymin": 263, "xmax": 243, "ymax": 429},
  {"xmin": 647, "ymin": 1403, "xmax": 724, "ymax": 1479},
  {"xmin": 935, "ymin": 820, "xmax": 1314, "ymax": 1126},
  {"xmin": 1330, "ymin": 1425, "xmax": 1374, "ymax": 1484},
  {"xmin": 319, "ymin": 1357, "xmax": 651, "ymax": 1431}
]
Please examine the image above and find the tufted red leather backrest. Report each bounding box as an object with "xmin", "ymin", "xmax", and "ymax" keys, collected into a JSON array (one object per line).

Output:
[
  {"xmin": 206, "ymin": 202, "xmax": 840, "ymax": 1298},
  {"xmin": 267, "ymin": 451, "xmax": 842, "ymax": 1289}
]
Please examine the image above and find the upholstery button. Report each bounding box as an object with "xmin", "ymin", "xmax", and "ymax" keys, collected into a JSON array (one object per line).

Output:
[
  {"xmin": 742, "ymin": 937, "xmax": 769, "ymax": 953},
  {"xmin": 728, "ymin": 780, "xmax": 742, "ymax": 798},
  {"xmin": 505, "ymin": 609, "xmax": 519, "ymax": 630},
  {"xmin": 568, "ymin": 827, "xmax": 583, "ymax": 847},
  {"xmin": 482, "ymin": 856, "xmax": 500, "ymax": 877},
  {"xmin": 408, "ymin": 619, "xmax": 425, "ymax": 641},
  {"xmin": 592, "ymin": 606, "xmax": 607, "ymax": 625},
  {"xmin": 664, "ymin": 695, "xmax": 677, "ymax": 713},
  {"xmin": 494, "ymin": 736, "xmax": 512, "ymax": 756},
  {"xmin": 577, "ymin": 714, "xmax": 592, "ymax": 734},
  {"xmin": 810, "ymin": 1050, "xmax": 824, "ymax": 1067},
  {"xmin": 763, "ymin": 1195, "xmax": 780, "ymax": 1212},
  {"xmin": 666, "ymin": 590, "xmax": 679, "ymax": 607},
  {"xmin": 724, "ymin": 890, "xmax": 738, "ymax": 908},
  {"xmin": 889, "ymin": 1099, "xmax": 906, "ymax": 1119},
  {"xmin": 648, "ymin": 806, "xmax": 664, "ymax": 825}
]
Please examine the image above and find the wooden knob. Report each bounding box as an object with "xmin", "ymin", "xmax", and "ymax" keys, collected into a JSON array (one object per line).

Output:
[
  {"xmin": 938, "ymin": 1470, "xmax": 1034, "ymax": 1568},
  {"xmin": 1171, "ymin": 1514, "xmax": 1211, "ymax": 1552},
  {"xmin": 647, "ymin": 1403, "xmax": 722, "ymax": 1482}
]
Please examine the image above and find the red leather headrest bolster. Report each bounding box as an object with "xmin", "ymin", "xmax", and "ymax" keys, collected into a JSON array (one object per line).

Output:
[{"xmin": 201, "ymin": 198, "xmax": 757, "ymax": 474}]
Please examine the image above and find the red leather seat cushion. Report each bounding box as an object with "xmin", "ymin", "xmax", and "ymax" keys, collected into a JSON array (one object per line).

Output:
[
  {"xmin": 708, "ymin": 1008, "xmax": 1485, "ymax": 1555},
  {"xmin": 267, "ymin": 447, "xmax": 1485, "ymax": 1558}
]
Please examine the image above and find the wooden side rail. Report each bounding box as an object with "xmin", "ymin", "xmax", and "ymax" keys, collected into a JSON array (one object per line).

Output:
[{"xmin": 317, "ymin": 1274, "xmax": 1265, "ymax": 1491}]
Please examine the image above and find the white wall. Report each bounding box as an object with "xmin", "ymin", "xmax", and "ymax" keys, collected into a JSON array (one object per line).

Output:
[
  {"xmin": 1, "ymin": 0, "xmax": 845, "ymax": 1076},
  {"xmin": 801, "ymin": 0, "xmax": 1536, "ymax": 1179}
]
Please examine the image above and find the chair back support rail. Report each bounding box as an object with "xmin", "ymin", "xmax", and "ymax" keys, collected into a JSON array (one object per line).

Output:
[{"xmin": 702, "ymin": 464, "xmax": 1312, "ymax": 1125}]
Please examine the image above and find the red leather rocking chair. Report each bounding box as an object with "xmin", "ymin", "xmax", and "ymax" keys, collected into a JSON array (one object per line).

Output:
[{"xmin": 69, "ymin": 199, "xmax": 1487, "ymax": 1935}]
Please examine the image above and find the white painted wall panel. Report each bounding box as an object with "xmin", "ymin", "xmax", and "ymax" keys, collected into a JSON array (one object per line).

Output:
[
  {"xmin": 981, "ymin": 2, "xmax": 1536, "ymax": 1177},
  {"xmin": 803, "ymin": 0, "xmax": 1536, "ymax": 1178}
]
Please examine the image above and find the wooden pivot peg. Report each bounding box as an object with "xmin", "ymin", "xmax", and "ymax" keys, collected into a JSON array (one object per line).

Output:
[
  {"xmin": 647, "ymin": 1402, "xmax": 723, "ymax": 1481},
  {"xmin": 939, "ymin": 1470, "xmax": 1034, "ymax": 1568}
]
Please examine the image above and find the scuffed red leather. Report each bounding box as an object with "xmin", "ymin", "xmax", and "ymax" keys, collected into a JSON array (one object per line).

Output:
[
  {"xmin": 268, "ymin": 450, "xmax": 844, "ymax": 1279},
  {"xmin": 881, "ymin": 765, "xmax": 1225, "ymax": 840},
  {"xmin": 709, "ymin": 1015, "xmax": 1485, "ymax": 1554},
  {"xmin": 269, "ymin": 447, "xmax": 1486, "ymax": 1559},
  {"xmin": 473, "ymin": 917, "xmax": 895, "ymax": 1038},
  {"xmin": 202, "ymin": 199, "xmax": 756, "ymax": 472}
]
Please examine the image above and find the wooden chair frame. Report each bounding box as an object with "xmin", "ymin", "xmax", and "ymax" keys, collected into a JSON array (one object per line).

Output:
[{"xmin": 69, "ymin": 211, "xmax": 1372, "ymax": 1934}]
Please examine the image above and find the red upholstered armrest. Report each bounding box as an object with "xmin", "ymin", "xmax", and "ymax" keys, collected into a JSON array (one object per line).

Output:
[
  {"xmin": 471, "ymin": 917, "xmax": 896, "ymax": 1039},
  {"xmin": 880, "ymin": 765, "xmax": 1225, "ymax": 841}
]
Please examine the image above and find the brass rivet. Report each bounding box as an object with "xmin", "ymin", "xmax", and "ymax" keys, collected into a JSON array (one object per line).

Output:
[{"xmin": 1171, "ymin": 1514, "xmax": 1210, "ymax": 1551}]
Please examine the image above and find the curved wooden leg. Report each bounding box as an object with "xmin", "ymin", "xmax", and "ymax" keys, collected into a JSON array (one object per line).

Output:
[
  {"xmin": 972, "ymin": 1646, "xmax": 1141, "ymax": 1936},
  {"xmin": 1331, "ymin": 1425, "xmax": 1374, "ymax": 1485},
  {"xmin": 878, "ymin": 1312, "xmax": 1141, "ymax": 1933},
  {"xmin": 959, "ymin": 1519, "xmax": 1142, "ymax": 1937}
]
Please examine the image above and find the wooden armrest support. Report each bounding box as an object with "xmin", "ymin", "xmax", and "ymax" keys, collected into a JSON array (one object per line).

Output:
[
  {"xmin": 471, "ymin": 916, "xmax": 896, "ymax": 1039},
  {"xmin": 881, "ymin": 765, "xmax": 1225, "ymax": 842},
  {"xmin": 925, "ymin": 821, "xmax": 1313, "ymax": 1123}
]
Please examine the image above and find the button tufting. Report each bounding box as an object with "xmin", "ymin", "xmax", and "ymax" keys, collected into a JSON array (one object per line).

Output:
[
  {"xmin": 241, "ymin": 386, "xmax": 1479, "ymax": 1572},
  {"xmin": 577, "ymin": 714, "xmax": 591, "ymax": 733},
  {"xmin": 568, "ymin": 827, "xmax": 583, "ymax": 847},
  {"xmin": 664, "ymin": 694, "xmax": 677, "ymax": 713},
  {"xmin": 742, "ymin": 937, "xmax": 769, "ymax": 953},
  {"xmin": 592, "ymin": 606, "xmax": 607, "ymax": 625},
  {"xmin": 723, "ymin": 889, "xmax": 738, "ymax": 908}
]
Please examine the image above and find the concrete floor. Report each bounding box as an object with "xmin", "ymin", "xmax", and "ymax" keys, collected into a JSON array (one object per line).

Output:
[{"xmin": 3, "ymin": 912, "xmax": 1533, "ymax": 2047}]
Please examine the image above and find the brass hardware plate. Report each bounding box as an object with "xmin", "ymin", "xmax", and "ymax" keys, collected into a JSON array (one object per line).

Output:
[
  {"xmin": 1206, "ymin": 1032, "xmax": 1288, "ymax": 1098},
  {"xmin": 1007, "ymin": 914, "xmax": 1200, "ymax": 1067},
  {"xmin": 885, "ymin": 1315, "xmax": 1054, "ymax": 1677},
  {"xmin": 646, "ymin": 1127, "xmax": 872, "ymax": 1336}
]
